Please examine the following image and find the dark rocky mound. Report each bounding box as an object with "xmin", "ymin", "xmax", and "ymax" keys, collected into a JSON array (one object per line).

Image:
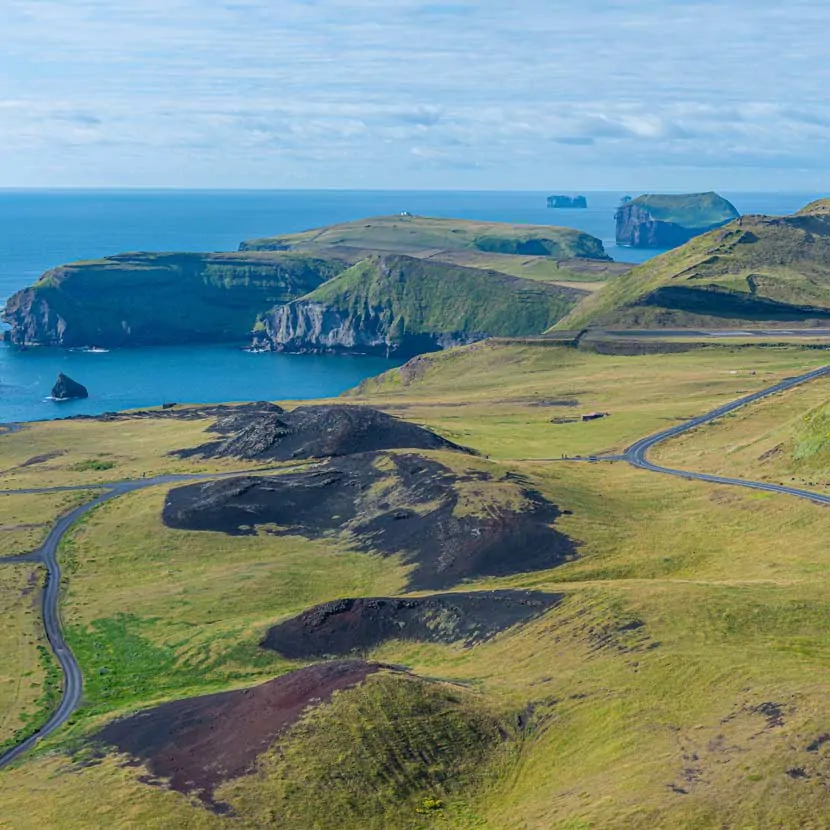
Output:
[
  {"xmin": 93, "ymin": 661, "xmax": 385, "ymax": 811},
  {"xmin": 67, "ymin": 401, "xmax": 283, "ymax": 423},
  {"xmin": 261, "ymin": 590, "xmax": 563, "ymax": 658},
  {"xmin": 174, "ymin": 404, "xmax": 470, "ymax": 461},
  {"xmin": 51, "ymin": 373, "xmax": 88, "ymax": 401},
  {"xmin": 162, "ymin": 452, "xmax": 577, "ymax": 589}
]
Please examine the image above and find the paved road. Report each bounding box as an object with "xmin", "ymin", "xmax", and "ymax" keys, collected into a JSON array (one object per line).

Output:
[
  {"xmin": 623, "ymin": 364, "xmax": 830, "ymax": 505},
  {"xmin": 0, "ymin": 365, "xmax": 828, "ymax": 769},
  {"xmin": 0, "ymin": 469, "xmax": 282, "ymax": 770}
]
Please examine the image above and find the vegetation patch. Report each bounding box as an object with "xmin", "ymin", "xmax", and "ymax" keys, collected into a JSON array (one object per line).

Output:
[
  {"xmin": 218, "ymin": 670, "xmax": 515, "ymax": 829},
  {"xmin": 261, "ymin": 590, "xmax": 563, "ymax": 658}
]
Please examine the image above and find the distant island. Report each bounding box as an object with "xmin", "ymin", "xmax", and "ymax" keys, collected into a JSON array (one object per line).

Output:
[
  {"xmin": 615, "ymin": 191, "xmax": 740, "ymax": 248},
  {"xmin": 547, "ymin": 195, "xmax": 588, "ymax": 209}
]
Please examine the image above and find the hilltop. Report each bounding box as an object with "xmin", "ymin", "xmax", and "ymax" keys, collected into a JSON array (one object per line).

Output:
[
  {"xmin": 240, "ymin": 213, "xmax": 610, "ymax": 260},
  {"xmin": 560, "ymin": 200, "xmax": 830, "ymax": 330},
  {"xmin": 252, "ymin": 253, "xmax": 588, "ymax": 356}
]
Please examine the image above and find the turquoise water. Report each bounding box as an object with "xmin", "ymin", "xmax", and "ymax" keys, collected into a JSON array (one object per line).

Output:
[{"xmin": 0, "ymin": 189, "xmax": 822, "ymax": 423}]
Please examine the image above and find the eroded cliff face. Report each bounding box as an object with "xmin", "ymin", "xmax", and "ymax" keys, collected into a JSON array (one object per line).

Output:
[
  {"xmin": 2, "ymin": 252, "xmax": 345, "ymax": 348},
  {"xmin": 3, "ymin": 290, "xmax": 69, "ymax": 346},
  {"xmin": 615, "ymin": 204, "xmax": 704, "ymax": 249},
  {"xmin": 253, "ymin": 301, "xmax": 477, "ymax": 357}
]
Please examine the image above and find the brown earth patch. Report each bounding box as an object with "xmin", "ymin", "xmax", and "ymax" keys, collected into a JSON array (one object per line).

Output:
[
  {"xmin": 261, "ymin": 590, "xmax": 563, "ymax": 658},
  {"xmin": 162, "ymin": 452, "xmax": 577, "ymax": 589},
  {"xmin": 93, "ymin": 661, "xmax": 387, "ymax": 812},
  {"xmin": 172, "ymin": 404, "xmax": 470, "ymax": 462}
]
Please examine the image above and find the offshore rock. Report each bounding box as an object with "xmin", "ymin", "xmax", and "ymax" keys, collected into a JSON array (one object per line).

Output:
[
  {"xmin": 52, "ymin": 373, "xmax": 88, "ymax": 400},
  {"xmin": 547, "ymin": 195, "xmax": 588, "ymax": 209}
]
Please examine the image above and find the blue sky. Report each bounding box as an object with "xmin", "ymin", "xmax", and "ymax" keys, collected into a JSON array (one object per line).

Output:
[{"xmin": 2, "ymin": 0, "xmax": 830, "ymax": 189}]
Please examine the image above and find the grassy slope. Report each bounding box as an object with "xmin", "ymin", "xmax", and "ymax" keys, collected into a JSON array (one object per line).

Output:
[
  {"xmin": 3, "ymin": 252, "xmax": 346, "ymax": 346},
  {"xmin": 0, "ymin": 565, "xmax": 49, "ymax": 751},
  {"xmin": 0, "ymin": 416, "xmax": 272, "ymax": 491},
  {"xmin": 1, "ymin": 344, "xmax": 830, "ymax": 828},
  {"xmin": 652, "ymin": 377, "xmax": 829, "ymax": 493},
  {"xmin": 626, "ymin": 192, "xmax": 739, "ymax": 229},
  {"xmin": 560, "ymin": 206, "xmax": 830, "ymax": 330},
  {"xmin": 290, "ymin": 254, "xmax": 585, "ymax": 338},
  {"xmin": 0, "ymin": 491, "xmax": 93, "ymax": 559},
  {"xmin": 240, "ymin": 214, "xmax": 610, "ymax": 260}
]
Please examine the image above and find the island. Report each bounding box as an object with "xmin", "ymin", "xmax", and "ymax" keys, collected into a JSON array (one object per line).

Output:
[
  {"xmin": 547, "ymin": 195, "xmax": 588, "ymax": 209},
  {"xmin": 615, "ymin": 191, "xmax": 740, "ymax": 249}
]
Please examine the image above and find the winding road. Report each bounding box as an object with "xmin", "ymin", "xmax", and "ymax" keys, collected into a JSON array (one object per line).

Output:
[{"xmin": 0, "ymin": 363, "xmax": 827, "ymax": 769}]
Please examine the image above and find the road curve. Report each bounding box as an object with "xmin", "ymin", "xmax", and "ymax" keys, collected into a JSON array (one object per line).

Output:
[
  {"xmin": 0, "ymin": 469, "xmax": 286, "ymax": 770},
  {"xmin": 1, "ymin": 367, "xmax": 828, "ymax": 768},
  {"xmin": 624, "ymin": 364, "xmax": 830, "ymax": 505}
]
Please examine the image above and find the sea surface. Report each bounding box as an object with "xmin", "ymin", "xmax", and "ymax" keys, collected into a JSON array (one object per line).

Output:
[{"xmin": 0, "ymin": 189, "xmax": 822, "ymax": 423}]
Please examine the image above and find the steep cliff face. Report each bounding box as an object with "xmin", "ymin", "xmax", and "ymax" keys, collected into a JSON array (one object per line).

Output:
[
  {"xmin": 253, "ymin": 255, "xmax": 587, "ymax": 357},
  {"xmin": 616, "ymin": 193, "xmax": 740, "ymax": 249},
  {"xmin": 2, "ymin": 252, "xmax": 347, "ymax": 347}
]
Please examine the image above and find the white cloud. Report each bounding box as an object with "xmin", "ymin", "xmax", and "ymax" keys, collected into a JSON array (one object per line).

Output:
[{"xmin": 2, "ymin": 0, "xmax": 830, "ymax": 187}]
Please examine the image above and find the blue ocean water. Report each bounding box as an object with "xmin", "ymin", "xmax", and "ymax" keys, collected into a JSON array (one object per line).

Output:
[{"xmin": 0, "ymin": 189, "xmax": 822, "ymax": 423}]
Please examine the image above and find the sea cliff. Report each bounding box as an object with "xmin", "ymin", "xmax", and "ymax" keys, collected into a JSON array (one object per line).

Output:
[{"xmin": 252, "ymin": 254, "xmax": 587, "ymax": 357}]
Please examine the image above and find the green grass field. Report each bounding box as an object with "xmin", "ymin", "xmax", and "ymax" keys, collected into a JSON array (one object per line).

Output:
[
  {"xmin": 0, "ymin": 342, "xmax": 828, "ymax": 828},
  {"xmin": 653, "ymin": 376, "xmax": 829, "ymax": 493},
  {"xmin": 0, "ymin": 564, "xmax": 51, "ymax": 753}
]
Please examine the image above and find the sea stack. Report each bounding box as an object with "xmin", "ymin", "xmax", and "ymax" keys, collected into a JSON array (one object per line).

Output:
[{"xmin": 52, "ymin": 373, "xmax": 88, "ymax": 401}]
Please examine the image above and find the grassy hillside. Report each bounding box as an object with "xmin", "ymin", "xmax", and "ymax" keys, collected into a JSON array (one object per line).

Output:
[
  {"xmin": 2, "ymin": 343, "xmax": 830, "ymax": 827},
  {"xmin": 653, "ymin": 377, "xmax": 829, "ymax": 493},
  {"xmin": 561, "ymin": 201, "xmax": 830, "ymax": 329},
  {"xmin": 309, "ymin": 254, "xmax": 583, "ymax": 333},
  {"xmin": 257, "ymin": 254, "xmax": 589, "ymax": 355},
  {"xmin": 2, "ymin": 252, "xmax": 347, "ymax": 347},
  {"xmin": 240, "ymin": 214, "xmax": 610, "ymax": 260}
]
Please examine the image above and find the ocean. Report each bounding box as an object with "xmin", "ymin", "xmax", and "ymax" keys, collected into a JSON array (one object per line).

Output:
[{"xmin": 0, "ymin": 189, "xmax": 822, "ymax": 423}]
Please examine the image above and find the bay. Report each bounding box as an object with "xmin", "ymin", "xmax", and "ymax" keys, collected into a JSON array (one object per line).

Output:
[{"xmin": 0, "ymin": 189, "xmax": 822, "ymax": 423}]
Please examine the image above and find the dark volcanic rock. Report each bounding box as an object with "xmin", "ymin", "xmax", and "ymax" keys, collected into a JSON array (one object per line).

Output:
[
  {"xmin": 174, "ymin": 404, "xmax": 470, "ymax": 461},
  {"xmin": 51, "ymin": 373, "xmax": 88, "ymax": 401},
  {"xmin": 93, "ymin": 661, "xmax": 386, "ymax": 810},
  {"xmin": 162, "ymin": 452, "xmax": 577, "ymax": 590},
  {"xmin": 261, "ymin": 590, "xmax": 563, "ymax": 658}
]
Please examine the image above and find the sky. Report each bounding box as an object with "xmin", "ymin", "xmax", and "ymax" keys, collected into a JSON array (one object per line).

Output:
[{"xmin": 2, "ymin": 0, "xmax": 830, "ymax": 190}]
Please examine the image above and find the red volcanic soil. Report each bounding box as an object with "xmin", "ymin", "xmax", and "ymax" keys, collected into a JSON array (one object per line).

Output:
[{"xmin": 94, "ymin": 661, "xmax": 385, "ymax": 811}]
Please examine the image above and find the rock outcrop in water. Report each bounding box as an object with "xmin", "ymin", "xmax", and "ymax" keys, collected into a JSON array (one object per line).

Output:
[
  {"xmin": 252, "ymin": 254, "xmax": 587, "ymax": 357},
  {"xmin": 547, "ymin": 195, "xmax": 587, "ymax": 209},
  {"xmin": 615, "ymin": 192, "xmax": 740, "ymax": 249},
  {"xmin": 52, "ymin": 373, "xmax": 88, "ymax": 401}
]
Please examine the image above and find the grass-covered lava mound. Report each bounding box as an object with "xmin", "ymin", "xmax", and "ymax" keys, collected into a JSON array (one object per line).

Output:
[
  {"xmin": 93, "ymin": 661, "xmax": 385, "ymax": 810},
  {"xmin": 174, "ymin": 404, "xmax": 470, "ymax": 461},
  {"xmin": 162, "ymin": 452, "xmax": 577, "ymax": 589}
]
